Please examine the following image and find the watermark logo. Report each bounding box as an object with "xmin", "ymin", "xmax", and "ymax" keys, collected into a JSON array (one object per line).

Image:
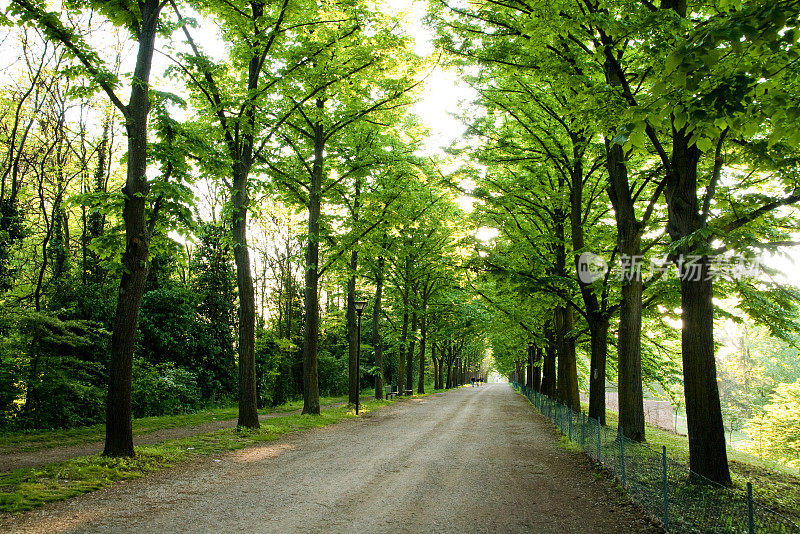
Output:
[
  {"xmin": 581, "ymin": 254, "xmax": 761, "ymax": 283},
  {"xmin": 578, "ymin": 252, "xmax": 609, "ymax": 283}
]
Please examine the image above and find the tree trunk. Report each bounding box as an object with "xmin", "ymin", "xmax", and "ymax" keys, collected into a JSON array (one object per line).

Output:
[
  {"xmin": 347, "ymin": 177, "xmax": 361, "ymax": 404},
  {"xmin": 588, "ymin": 318, "xmax": 608, "ymax": 424},
  {"xmin": 681, "ymin": 267, "xmax": 729, "ymax": 483},
  {"xmin": 233, "ymin": 160, "xmax": 259, "ymax": 428},
  {"xmin": 347, "ymin": 250, "xmax": 358, "ymax": 405},
  {"xmin": 568, "ymin": 145, "xmax": 608, "ymax": 423},
  {"xmin": 397, "ymin": 283, "xmax": 409, "ymax": 393},
  {"xmin": 103, "ymin": 0, "xmax": 162, "ymax": 457},
  {"xmin": 417, "ymin": 297, "xmax": 427, "ymax": 394},
  {"xmin": 432, "ymin": 344, "xmax": 440, "ymax": 390},
  {"xmin": 556, "ymin": 306, "xmax": 580, "ymax": 410},
  {"xmin": 541, "ymin": 325, "xmax": 557, "ymax": 398},
  {"xmin": 605, "ymin": 61, "xmax": 646, "ymax": 441},
  {"xmin": 665, "ymin": 128, "xmax": 730, "ymax": 484},
  {"xmin": 302, "ymin": 107, "xmax": 325, "ymax": 415},
  {"xmin": 232, "ymin": 5, "xmax": 269, "ymax": 427},
  {"xmin": 526, "ymin": 345, "xmax": 533, "ymax": 387},
  {"xmin": 406, "ymin": 308, "xmax": 417, "ymax": 393},
  {"xmin": 445, "ymin": 345, "xmax": 453, "ymax": 389},
  {"xmin": 618, "ymin": 274, "xmax": 645, "ymax": 441},
  {"xmin": 532, "ymin": 346, "xmax": 542, "ymax": 392},
  {"xmin": 372, "ymin": 255, "xmax": 384, "ymax": 399}
]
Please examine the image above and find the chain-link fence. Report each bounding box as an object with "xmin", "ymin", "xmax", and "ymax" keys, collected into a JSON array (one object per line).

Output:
[{"xmin": 512, "ymin": 383, "xmax": 800, "ymax": 534}]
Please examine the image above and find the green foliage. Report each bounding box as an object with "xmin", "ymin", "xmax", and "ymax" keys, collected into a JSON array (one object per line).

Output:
[
  {"xmin": 254, "ymin": 329, "xmax": 281, "ymax": 407},
  {"xmin": 744, "ymin": 380, "xmax": 800, "ymax": 469},
  {"xmin": 137, "ymin": 282, "xmax": 198, "ymax": 366},
  {"xmin": 190, "ymin": 222, "xmax": 237, "ymax": 401},
  {"xmin": 130, "ymin": 359, "xmax": 200, "ymax": 418},
  {"xmin": 0, "ymin": 307, "xmax": 108, "ymax": 430}
]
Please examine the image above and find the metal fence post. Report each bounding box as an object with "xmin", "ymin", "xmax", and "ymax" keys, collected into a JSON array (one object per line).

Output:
[
  {"xmin": 569, "ymin": 409, "xmax": 573, "ymax": 441},
  {"xmin": 747, "ymin": 482, "xmax": 754, "ymax": 534},
  {"xmin": 581, "ymin": 411, "xmax": 586, "ymax": 449},
  {"xmin": 662, "ymin": 446, "xmax": 668, "ymax": 529},
  {"xmin": 619, "ymin": 427, "xmax": 626, "ymax": 488},
  {"xmin": 596, "ymin": 417, "xmax": 602, "ymax": 461}
]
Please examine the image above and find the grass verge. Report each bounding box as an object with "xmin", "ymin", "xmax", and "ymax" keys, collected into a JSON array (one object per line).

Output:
[
  {"xmin": 588, "ymin": 402, "xmax": 800, "ymax": 524},
  {"xmin": 0, "ymin": 395, "xmax": 350, "ymax": 454},
  {"xmin": 0, "ymin": 399, "xmax": 392, "ymax": 515}
]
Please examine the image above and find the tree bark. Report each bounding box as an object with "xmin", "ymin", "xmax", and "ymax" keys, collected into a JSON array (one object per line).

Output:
[
  {"xmin": 233, "ymin": 160, "xmax": 259, "ymax": 428},
  {"xmin": 555, "ymin": 306, "xmax": 580, "ymax": 410},
  {"xmin": 604, "ymin": 47, "xmax": 646, "ymax": 439},
  {"xmin": 526, "ymin": 345, "xmax": 533, "ymax": 388},
  {"xmin": 406, "ymin": 308, "xmax": 417, "ymax": 393},
  {"xmin": 445, "ymin": 344, "xmax": 453, "ymax": 389},
  {"xmin": 541, "ymin": 325, "xmax": 557, "ymax": 398},
  {"xmin": 103, "ymin": 0, "xmax": 162, "ymax": 457},
  {"xmin": 347, "ymin": 177, "xmax": 361, "ymax": 404},
  {"xmin": 397, "ymin": 280, "xmax": 409, "ymax": 393},
  {"xmin": 372, "ymin": 255, "xmax": 384, "ymax": 399},
  {"xmin": 417, "ymin": 296, "xmax": 427, "ymax": 394},
  {"xmin": 232, "ymin": 1, "xmax": 268, "ymax": 427},
  {"xmin": 432, "ymin": 343, "xmax": 440, "ymax": 390},
  {"xmin": 567, "ymin": 141, "xmax": 609, "ymax": 423},
  {"xmin": 588, "ymin": 318, "xmax": 609, "ymax": 424},
  {"xmin": 301, "ymin": 104, "xmax": 325, "ymax": 415},
  {"xmin": 532, "ymin": 346, "xmax": 542, "ymax": 392},
  {"xmin": 347, "ymin": 250, "xmax": 358, "ymax": 405},
  {"xmin": 665, "ymin": 128, "xmax": 730, "ymax": 484}
]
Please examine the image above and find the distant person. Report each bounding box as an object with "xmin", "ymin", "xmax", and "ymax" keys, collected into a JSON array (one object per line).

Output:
[{"xmin": 471, "ymin": 377, "xmax": 475, "ymax": 387}]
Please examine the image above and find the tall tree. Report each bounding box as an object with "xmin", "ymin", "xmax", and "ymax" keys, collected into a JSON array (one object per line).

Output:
[
  {"xmin": 10, "ymin": 0, "xmax": 169, "ymax": 456},
  {"xmin": 266, "ymin": 3, "xmax": 420, "ymax": 413}
]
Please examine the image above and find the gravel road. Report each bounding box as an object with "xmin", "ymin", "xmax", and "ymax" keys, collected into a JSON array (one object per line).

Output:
[{"xmin": 1, "ymin": 383, "xmax": 662, "ymax": 533}]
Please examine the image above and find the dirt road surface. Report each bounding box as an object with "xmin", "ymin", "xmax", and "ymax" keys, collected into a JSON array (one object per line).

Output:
[{"xmin": 1, "ymin": 383, "xmax": 662, "ymax": 533}]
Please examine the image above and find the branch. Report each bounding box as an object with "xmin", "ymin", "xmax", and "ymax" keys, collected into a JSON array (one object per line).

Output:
[
  {"xmin": 11, "ymin": 0, "xmax": 128, "ymax": 117},
  {"xmin": 723, "ymin": 191, "xmax": 800, "ymax": 234},
  {"xmin": 701, "ymin": 128, "xmax": 729, "ymax": 224}
]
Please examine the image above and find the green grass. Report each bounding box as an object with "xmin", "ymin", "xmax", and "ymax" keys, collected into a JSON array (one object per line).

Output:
[
  {"xmin": 0, "ymin": 395, "xmax": 350, "ymax": 454},
  {"xmin": 516, "ymin": 386, "xmax": 800, "ymax": 525},
  {"xmin": 0, "ymin": 399, "xmax": 392, "ymax": 515},
  {"xmin": 584, "ymin": 402, "xmax": 800, "ymax": 524}
]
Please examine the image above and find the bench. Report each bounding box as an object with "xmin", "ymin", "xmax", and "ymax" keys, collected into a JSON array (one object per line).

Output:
[
  {"xmin": 385, "ymin": 385, "xmax": 398, "ymax": 399},
  {"xmin": 403, "ymin": 389, "xmax": 413, "ymax": 396}
]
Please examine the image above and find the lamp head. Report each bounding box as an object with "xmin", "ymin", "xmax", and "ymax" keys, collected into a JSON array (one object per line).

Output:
[{"xmin": 354, "ymin": 300, "xmax": 368, "ymax": 314}]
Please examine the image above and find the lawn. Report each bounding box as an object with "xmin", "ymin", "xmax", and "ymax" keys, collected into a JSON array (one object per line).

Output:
[{"xmin": 0, "ymin": 395, "xmax": 350, "ymax": 454}]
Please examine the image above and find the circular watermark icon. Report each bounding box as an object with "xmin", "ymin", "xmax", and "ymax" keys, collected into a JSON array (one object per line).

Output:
[{"xmin": 578, "ymin": 252, "xmax": 608, "ymax": 283}]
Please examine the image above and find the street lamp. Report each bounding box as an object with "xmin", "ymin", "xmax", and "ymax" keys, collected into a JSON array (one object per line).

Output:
[{"xmin": 354, "ymin": 300, "xmax": 368, "ymax": 415}]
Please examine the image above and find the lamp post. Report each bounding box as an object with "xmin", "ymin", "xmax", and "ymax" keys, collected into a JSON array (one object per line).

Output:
[{"xmin": 354, "ymin": 300, "xmax": 368, "ymax": 415}]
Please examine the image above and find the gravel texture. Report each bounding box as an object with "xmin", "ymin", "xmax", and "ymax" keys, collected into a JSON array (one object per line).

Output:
[{"xmin": 1, "ymin": 383, "xmax": 663, "ymax": 533}]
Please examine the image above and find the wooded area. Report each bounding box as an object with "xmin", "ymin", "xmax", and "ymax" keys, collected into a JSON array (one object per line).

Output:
[{"xmin": 1, "ymin": 0, "xmax": 799, "ymax": 491}]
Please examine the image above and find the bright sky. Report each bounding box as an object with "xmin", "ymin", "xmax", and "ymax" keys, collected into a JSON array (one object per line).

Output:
[{"xmin": 382, "ymin": 0, "xmax": 476, "ymax": 155}]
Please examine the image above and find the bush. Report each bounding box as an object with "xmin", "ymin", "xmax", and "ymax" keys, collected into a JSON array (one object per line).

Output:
[
  {"xmin": 0, "ymin": 357, "xmax": 22, "ymax": 428},
  {"xmin": 131, "ymin": 359, "xmax": 200, "ymax": 417},
  {"xmin": 0, "ymin": 308, "xmax": 108, "ymax": 430},
  {"xmin": 21, "ymin": 359, "xmax": 107, "ymax": 429}
]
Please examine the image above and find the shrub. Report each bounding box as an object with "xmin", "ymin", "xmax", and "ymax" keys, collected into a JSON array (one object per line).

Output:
[{"xmin": 131, "ymin": 359, "xmax": 200, "ymax": 417}]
